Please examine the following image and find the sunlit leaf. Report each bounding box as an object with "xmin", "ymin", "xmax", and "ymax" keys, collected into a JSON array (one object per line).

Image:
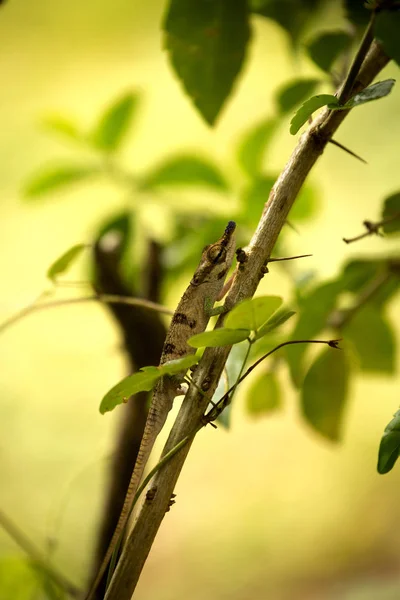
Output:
[
  {"xmin": 290, "ymin": 94, "xmax": 338, "ymax": 134},
  {"xmin": 90, "ymin": 92, "xmax": 139, "ymax": 152},
  {"xmin": 23, "ymin": 165, "xmax": 98, "ymax": 199},
  {"xmin": 306, "ymin": 31, "xmax": 352, "ymax": 73},
  {"xmin": 375, "ymin": 10, "xmax": 400, "ymax": 67},
  {"xmin": 160, "ymin": 355, "xmax": 199, "ymax": 375},
  {"xmin": 100, "ymin": 368, "xmax": 161, "ymax": 414},
  {"xmin": 47, "ymin": 243, "xmax": 87, "ymax": 282},
  {"xmin": 247, "ymin": 371, "xmax": 281, "ymax": 416},
  {"xmin": 140, "ymin": 155, "xmax": 228, "ymax": 190},
  {"xmin": 0, "ymin": 557, "xmax": 40, "ymax": 600},
  {"xmin": 330, "ymin": 79, "xmax": 396, "ymax": 110},
  {"xmin": 343, "ymin": 306, "xmax": 395, "ymax": 373},
  {"xmin": 382, "ymin": 192, "xmax": 400, "ymax": 235},
  {"xmin": 236, "ymin": 119, "xmax": 276, "ymax": 177},
  {"xmin": 163, "ymin": 0, "xmax": 250, "ymax": 125},
  {"xmin": 188, "ymin": 328, "xmax": 250, "ymax": 348},
  {"xmin": 301, "ymin": 347, "xmax": 349, "ymax": 442},
  {"xmin": 41, "ymin": 114, "xmax": 82, "ymax": 142},
  {"xmin": 378, "ymin": 410, "xmax": 400, "ymax": 474},
  {"xmin": 255, "ymin": 309, "xmax": 296, "ymax": 339},
  {"xmin": 276, "ymin": 78, "xmax": 320, "ymax": 114},
  {"xmin": 225, "ymin": 296, "xmax": 282, "ymax": 332}
]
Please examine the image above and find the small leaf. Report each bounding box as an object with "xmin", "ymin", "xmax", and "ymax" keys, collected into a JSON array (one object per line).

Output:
[
  {"xmin": 382, "ymin": 192, "xmax": 400, "ymax": 235},
  {"xmin": 290, "ymin": 94, "xmax": 338, "ymax": 134},
  {"xmin": 160, "ymin": 355, "xmax": 199, "ymax": 375},
  {"xmin": 100, "ymin": 368, "xmax": 161, "ymax": 414},
  {"xmin": 90, "ymin": 92, "xmax": 139, "ymax": 152},
  {"xmin": 375, "ymin": 9, "xmax": 400, "ymax": 67},
  {"xmin": 343, "ymin": 306, "xmax": 395, "ymax": 373},
  {"xmin": 163, "ymin": 0, "xmax": 250, "ymax": 125},
  {"xmin": 301, "ymin": 347, "xmax": 349, "ymax": 442},
  {"xmin": 247, "ymin": 371, "xmax": 281, "ymax": 416},
  {"xmin": 306, "ymin": 31, "xmax": 352, "ymax": 73},
  {"xmin": 23, "ymin": 165, "xmax": 98, "ymax": 199},
  {"xmin": 140, "ymin": 155, "xmax": 228, "ymax": 190},
  {"xmin": 236, "ymin": 119, "xmax": 276, "ymax": 177},
  {"xmin": 41, "ymin": 114, "xmax": 82, "ymax": 142},
  {"xmin": 276, "ymin": 78, "xmax": 320, "ymax": 114},
  {"xmin": 332, "ymin": 79, "xmax": 396, "ymax": 110},
  {"xmin": 188, "ymin": 328, "xmax": 250, "ymax": 348},
  {"xmin": 47, "ymin": 243, "xmax": 87, "ymax": 282},
  {"xmin": 225, "ymin": 296, "xmax": 283, "ymax": 333},
  {"xmin": 255, "ymin": 309, "xmax": 296, "ymax": 339},
  {"xmin": 377, "ymin": 410, "xmax": 400, "ymax": 474}
]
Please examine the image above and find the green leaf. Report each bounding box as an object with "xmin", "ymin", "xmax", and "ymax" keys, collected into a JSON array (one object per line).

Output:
[
  {"xmin": 241, "ymin": 176, "xmax": 275, "ymax": 227},
  {"xmin": 377, "ymin": 410, "xmax": 400, "ymax": 474},
  {"xmin": 236, "ymin": 119, "xmax": 276, "ymax": 177},
  {"xmin": 250, "ymin": 0, "xmax": 321, "ymax": 46},
  {"xmin": 160, "ymin": 355, "xmax": 199, "ymax": 375},
  {"xmin": 140, "ymin": 155, "xmax": 228, "ymax": 190},
  {"xmin": 344, "ymin": 0, "xmax": 370, "ymax": 27},
  {"xmin": 255, "ymin": 309, "xmax": 296, "ymax": 339},
  {"xmin": 301, "ymin": 347, "xmax": 349, "ymax": 442},
  {"xmin": 23, "ymin": 165, "xmax": 98, "ymax": 199},
  {"xmin": 343, "ymin": 306, "xmax": 395, "ymax": 373},
  {"xmin": 375, "ymin": 9, "xmax": 400, "ymax": 67},
  {"xmin": 333, "ymin": 79, "xmax": 396, "ymax": 110},
  {"xmin": 247, "ymin": 371, "xmax": 281, "ymax": 416},
  {"xmin": 163, "ymin": 0, "xmax": 250, "ymax": 125},
  {"xmin": 90, "ymin": 92, "xmax": 139, "ymax": 152},
  {"xmin": 41, "ymin": 114, "xmax": 82, "ymax": 142},
  {"xmin": 289, "ymin": 182, "xmax": 319, "ymax": 221},
  {"xmin": 188, "ymin": 328, "xmax": 250, "ymax": 348},
  {"xmin": 276, "ymin": 78, "xmax": 320, "ymax": 114},
  {"xmin": 382, "ymin": 192, "xmax": 400, "ymax": 235},
  {"xmin": 286, "ymin": 281, "xmax": 342, "ymax": 386},
  {"xmin": 290, "ymin": 94, "xmax": 338, "ymax": 134},
  {"xmin": 0, "ymin": 557, "xmax": 40, "ymax": 600},
  {"xmin": 225, "ymin": 296, "xmax": 283, "ymax": 332},
  {"xmin": 100, "ymin": 368, "xmax": 161, "ymax": 414},
  {"xmin": 306, "ymin": 31, "xmax": 352, "ymax": 73},
  {"xmin": 47, "ymin": 243, "xmax": 87, "ymax": 282}
]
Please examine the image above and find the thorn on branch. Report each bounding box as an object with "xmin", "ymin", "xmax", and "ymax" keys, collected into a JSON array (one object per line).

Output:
[
  {"xmin": 329, "ymin": 138, "xmax": 367, "ymax": 164},
  {"xmin": 343, "ymin": 212, "xmax": 400, "ymax": 244}
]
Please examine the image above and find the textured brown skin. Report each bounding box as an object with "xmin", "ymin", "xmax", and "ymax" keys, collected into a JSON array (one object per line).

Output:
[{"xmin": 86, "ymin": 222, "xmax": 236, "ymax": 600}]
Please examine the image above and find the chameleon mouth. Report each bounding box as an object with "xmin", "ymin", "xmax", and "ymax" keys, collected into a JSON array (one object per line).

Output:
[{"xmin": 225, "ymin": 221, "xmax": 236, "ymax": 236}]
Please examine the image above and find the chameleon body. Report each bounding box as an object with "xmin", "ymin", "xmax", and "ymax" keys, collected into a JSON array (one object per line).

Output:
[{"xmin": 86, "ymin": 221, "xmax": 236, "ymax": 599}]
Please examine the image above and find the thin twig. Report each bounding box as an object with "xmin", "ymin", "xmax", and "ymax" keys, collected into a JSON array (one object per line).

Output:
[
  {"xmin": 0, "ymin": 509, "xmax": 80, "ymax": 598},
  {"xmin": 0, "ymin": 294, "xmax": 173, "ymax": 335},
  {"xmin": 343, "ymin": 212, "xmax": 400, "ymax": 243},
  {"xmin": 206, "ymin": 339, "xmax": 341, "ymax": 421}
]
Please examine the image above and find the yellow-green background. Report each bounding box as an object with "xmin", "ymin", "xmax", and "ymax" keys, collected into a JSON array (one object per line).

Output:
[{"xmin": 0, "ymin": 1, "xmax": 399, "ymax": 599}]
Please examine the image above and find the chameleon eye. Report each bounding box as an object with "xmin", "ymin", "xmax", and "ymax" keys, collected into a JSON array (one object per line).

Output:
[{"xmin": 207, "ymin": 244, "xmax": 226, "ymax": 263}]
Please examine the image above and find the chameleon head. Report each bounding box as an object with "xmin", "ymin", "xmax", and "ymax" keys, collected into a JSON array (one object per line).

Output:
[{"xmin": 191, "ymin": 221, "xmax": 236, "ymax": 286}]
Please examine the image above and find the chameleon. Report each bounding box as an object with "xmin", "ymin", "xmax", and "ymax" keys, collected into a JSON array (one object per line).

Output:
[{"xmin": 86, "ymin": 220, "xmax": 236, "ymax": 599}]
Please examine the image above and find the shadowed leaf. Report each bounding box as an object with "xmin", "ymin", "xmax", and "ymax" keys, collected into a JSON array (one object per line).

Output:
[
  {"xmin": 164, "ymin": 0, "xmax": 250, "ymax": 125},
  {"xmin": 306, "ymin": 31, "xmax": 352, "ymax": 73},
  {"xmin": 330, "ymin": 79, "xmax": 396, "ymax": 110},
  {"xmin": 382, "ymin": 192, "xmax": 400, "ymax": 235},
  {"xmin": 301, "ymin": 347, "xmax": 349, "ymax": 442},
  {"xmin": 236, "ymin": 119, "xmax": 276, "ymax": 177},
  {"xmin": 277, "ymin": 78, "xmax": 320, "ymax": 114},
  {"xmin": 375, "ymin": 9, "xmax": 400, "ymax": 67},
  {"xmin": 378, "ymin": 410, "xmax": 400, "ymax": 474}
]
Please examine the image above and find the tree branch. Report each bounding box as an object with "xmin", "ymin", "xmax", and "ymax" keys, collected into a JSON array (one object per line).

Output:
[{"xmin": 104, "ymin": 40, "xmax": 390, "ymax": 600}]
